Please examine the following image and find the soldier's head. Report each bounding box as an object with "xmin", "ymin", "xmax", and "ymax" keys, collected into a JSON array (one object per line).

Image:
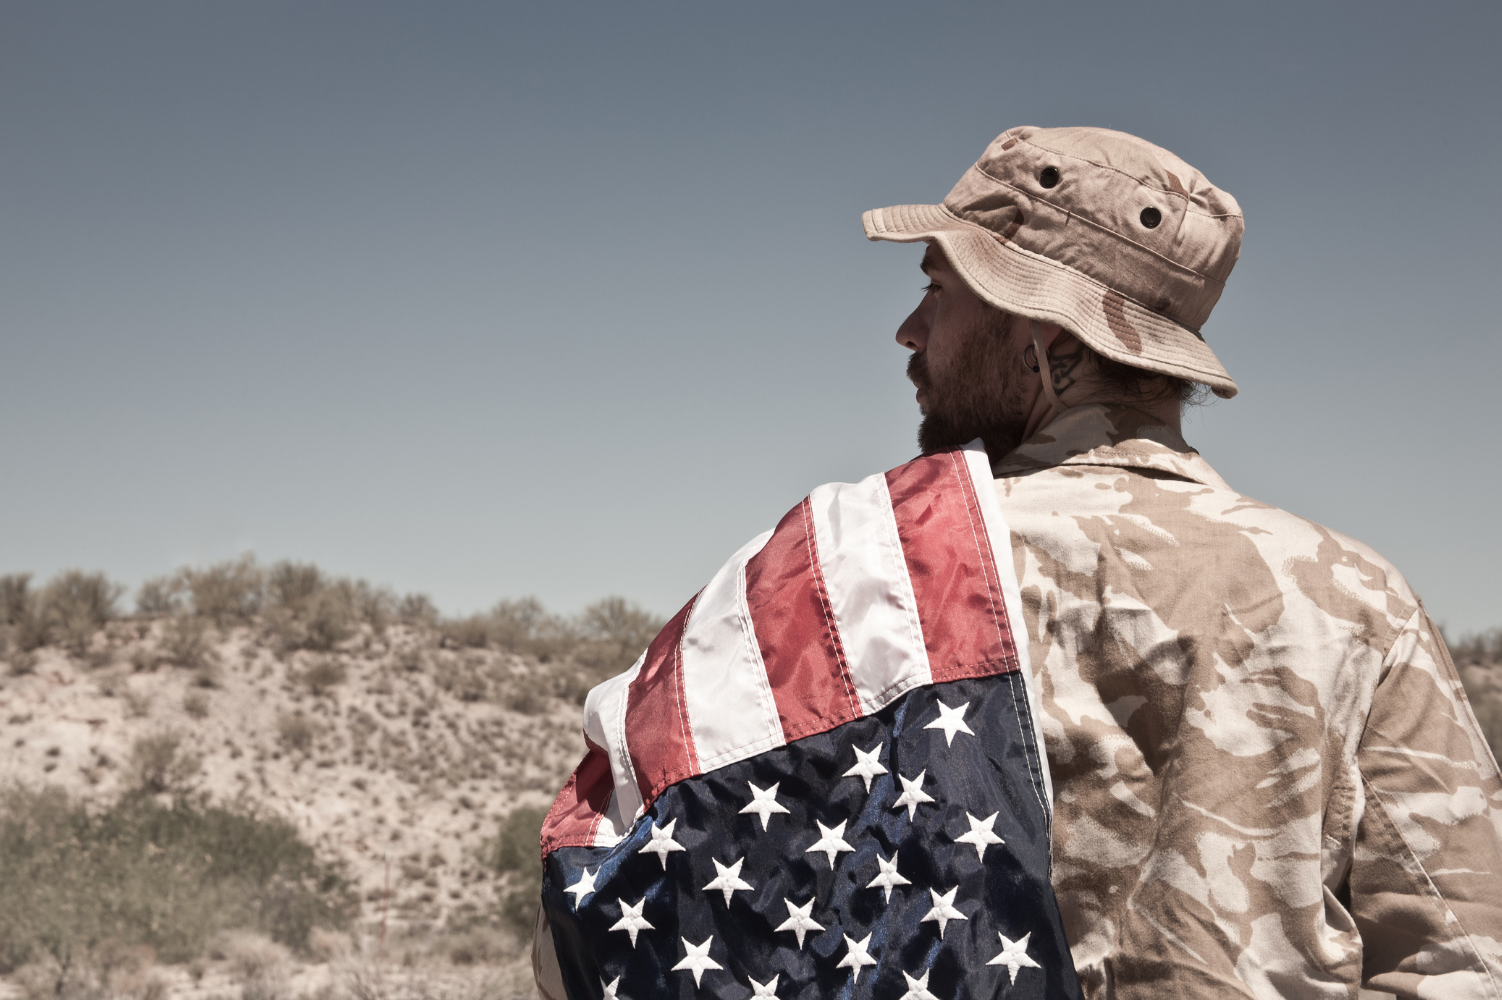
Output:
[{"xmin": 865, "ymin": 126, "xmax": 1243, "ymax": 457}]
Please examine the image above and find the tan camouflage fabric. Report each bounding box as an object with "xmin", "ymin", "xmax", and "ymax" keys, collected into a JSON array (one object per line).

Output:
[{"xmin": 993, "ymin": 403, "xmax": 1502, "ymax": 999}]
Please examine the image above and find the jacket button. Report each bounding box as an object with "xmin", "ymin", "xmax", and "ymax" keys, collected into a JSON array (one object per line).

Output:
[
  {"xmin": 1039, "ymin": 167, "xmax": 1060, "ymax": 188},
  {"xmin": 1140, "ymin": 206, "xmax": 1162, "ymax": 228}
]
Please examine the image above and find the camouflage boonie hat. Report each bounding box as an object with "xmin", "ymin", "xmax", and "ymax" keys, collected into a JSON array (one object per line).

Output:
[{"xmin": 864, "ymin": 126, "xmax": 1243, "ymax": 398}]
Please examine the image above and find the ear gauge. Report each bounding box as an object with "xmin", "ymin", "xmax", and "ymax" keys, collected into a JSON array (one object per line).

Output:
[{"xmin": 1023, "ymin": 345, "xmax": 1041, "ymax": 373}]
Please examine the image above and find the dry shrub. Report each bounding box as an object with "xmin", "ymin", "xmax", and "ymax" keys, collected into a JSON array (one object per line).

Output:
[
  {"xmin": 124, "ymin": 688, "xmax": 153, "ymax": 719},
  {"xmin": 573, "ymin": 597, "xmax": 661, "ymax": 679},
  {"xmin": 220, "ymin": 931, "xmax": 289, "ymax": 1000},
  {"xmin": 134, "ymin": 575, "xmax": 183, "ymax": 616},
  {"xmin": 502, "ymin": 671, "xmax": 551, "ymax": 715},
  {"xmin": 162, "ymin": 615, "xmax": 217, "ymax": 671},
  {"xmin": 277, "ymin": 713, "xmax": 318, "ymax": 754},
  {"xmin": 306, "ymin": 927, "xmax": 351, "ymax": 962},
  {"xmin": 182, "ymin": 555, "xmax": 264, "ymax": 625},
  {"xmin": 128, "ymin": 731, "xmax": 202, "ymax": 794},
  {"xmin": 16, "ymin": 571, "xmax": 124, "ymax": 654},
  {"xmin": 264, "ymin": 563, "xmax": 360, "ymax": 653},
  {"xmin": 440, "ymin": 615, "xmax": 493, "ymax": 650},
  {"xmin": 0, "ymin": 573, "xmax": 33, "ymax": 627},
  {"xmin": 485, "ymin": 804, "xmax": 550, "ymax": 937},
  {"xmin": 434, "ymin": 655, "xmax": 490, "ymax": 702},
  {"xmin": 300, "ymin": 657, "xmax": 348, "ymax": 696},
  {"xmin": 397, "ymin": 593, "xmax": 439, "ymax": 627},
  {"xmin": 1454, "ymin": 628, "xmax": 1502, "ymax": 761},
  {"xmin": 0, "ymin": 788, "xmax": 353, "ymax": 973},
  {"xmin": 183, "ymin": 690, "xmax": 210, "ymax": 720}
]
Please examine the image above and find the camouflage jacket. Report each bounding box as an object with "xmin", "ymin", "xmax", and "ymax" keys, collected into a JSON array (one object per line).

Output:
[{"xmin": 994, "ymin": 404, "xmax": 1502, "ymax": 999}]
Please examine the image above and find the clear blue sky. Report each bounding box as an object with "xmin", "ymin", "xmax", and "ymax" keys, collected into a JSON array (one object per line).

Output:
[{"xmin": 2, "ymin": 2, "xmax": 1498, "ymax": 635}]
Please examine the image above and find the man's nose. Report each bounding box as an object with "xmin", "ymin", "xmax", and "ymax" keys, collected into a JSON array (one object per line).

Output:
[{"xmin": 896, "ymin": 303, "xmax": 928, "ymax": 352}]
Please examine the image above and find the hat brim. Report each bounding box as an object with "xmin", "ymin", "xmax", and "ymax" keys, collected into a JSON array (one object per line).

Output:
[{"xmin": 864, "ymin": 203, "xmax": 1238, "ymax": 399}]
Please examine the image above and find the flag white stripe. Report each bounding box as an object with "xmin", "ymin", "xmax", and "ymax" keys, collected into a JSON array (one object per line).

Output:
[
  {"xmin": 583, "ymin": 650, "xmax": 648, "ymax": 835},
  {"xmin": 807, "ymin": 473, "xmax": 932, "ymax": 714},
  {"xmin": 962, "ymin": 441, "xmax": 1054, "ymax": 811},
  {"xmin": 681, "ymin": 530, "xmax": 784, "ymax": 772}
]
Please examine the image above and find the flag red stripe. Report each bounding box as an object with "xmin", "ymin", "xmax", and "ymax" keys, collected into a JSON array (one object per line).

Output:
[
  {"xmin": 624, "ymin": 595, "xmax": 700, "ymax": 805},
  {"xmin": 744, "ymin": 498, "xmax": 861, "ymax": 741},
  {"xmin": 886, "ymin": 451, "xmax": 1019, "ymax": 680},
  {"xmin": 539, "ymin": 742, "xmax": 615, "ymax": 858}
]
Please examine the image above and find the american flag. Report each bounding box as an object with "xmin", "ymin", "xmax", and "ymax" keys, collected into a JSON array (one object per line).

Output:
[{"xmin": 539, "ymin": 444, "xmax": 1082, "ymax": 999}]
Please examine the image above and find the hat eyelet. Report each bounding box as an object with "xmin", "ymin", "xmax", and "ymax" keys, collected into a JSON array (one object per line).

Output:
[
  {"xmin": 1140, "ymin": 206, "xmax": 1162, "ymax": 229},
  {"xmin": 1038, "ymin": 167, "xmax": 1060, "ymax": 189}
]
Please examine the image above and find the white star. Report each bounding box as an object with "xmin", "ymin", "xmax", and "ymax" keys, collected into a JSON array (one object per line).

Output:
[
  {"xmin": 892, "ymin": 770, "xmax": 936, "ymax": 819},
  {"xmin": 924, "ymin": 700, "xmax": 976, "ymax": 746},
  {"xmin": 608, "ymin": 897, "xmax": 654, "ymax": 947},
  {"xmin": 954, "ymin": 811, "xmax": 1005, "ymax": 860},
  {"xmin": 600, "ymin": 976, "xmax": 621, "ymax": 1000},
  {"xmin": 899, "ymin": 969, "xmax": 939, "ymax": 1000},
  {"xmin": 920, "ymin": 885, "xmax": 968, "ymax": 938},
  {"xmin": 739, "ymin": 781, "xmax": 791, "ymax": 831},
  {"xmin": 564, "ymin": 867, "xmax": 598, "ymax": 908},
  {"xmin": 866, "ymin": 849, "xmax": 912, "ymax": 902},
  {"xmin": 774, "ymin": 897, "xmax": 824, "ymax": 949},
  {"xmin": 748, "ymin": 973, "xmax": 780, "ymax": 997},
  {"xmin": 835, "ymin": 932, "xmax": 878, "ymax": 982},
  {"xmin": 804, "ymin": 819, "xmax": 856, "ymax": 869},
  {"xmin": 638, "ymin": 818, "xmax": 686, "ymax": 869},
  {"xmin": 987, "ymin": 931, "xmax": 1041, "ymax": 984},
  {"xmin": 842, "ymin": 742, "xmax": 888, "ymax": 792},
  {"xmin": 702, "ymin": 856, "xmax": 754, "ymax": 905},
  {"xmin": 672, "ymin": 936, "xmax": 722, "ymax": 987}
]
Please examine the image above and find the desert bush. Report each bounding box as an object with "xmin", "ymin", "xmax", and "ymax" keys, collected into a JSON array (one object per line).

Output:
[
  {"xmin": 332, "ymin": 578, "xmax": 396, "ymax": 632},
  {"xmin": 440, "ymin": 614, "xmax": 492, "ymax": 650},
  {"xmin": 220, "ymin": 931, "xmax": 289, "ymax": 1000},
  {"xmin": 0, "ymin": 787, "xmax": 353, "ymax": 972},
  {"xmin": 502, "ymin": 672, "xmax": 551, "ymax": 714},
  {"xmin": 183, "ymin": 690, "xmax": 210, "ymax": 720},
  {"xmin": 134, "ymin": 575, "xmax": 184, "ymax": 616},
  {"xmin": 182, "ymin": 555, "xmax": 264, "ymax": 625},
  {"xmin": 276, "ymin": 714, "xmax": 318, "ymax": 755},
  {"xmin": 485, "ymin": 805, "xmax": 549, "ymax": 937},
  {"xmin": 574, "ymin": 597, "xmax": 661, "ymax": 677},
  {"xmin": 122, "ymin": 686, "xmax": 153, "ymax": 718},
  {"xmin": 128, "ymin": 731, "xmax": 202, "ymax": 794},
  {"xmin": 162, "ymin": 615, "xmax": 216, "ymax": 670},
  {"xmin": 434, "ymin": 656, "xmax": 489, "ymax": 702},
  {"xmin": 300, "ymin": 658, "xmax": 348, "ymax": 696},
  {"xmin": 1454, "ymin": 628, "xmax": 1502, "ymax": 665},
  {"xmin": 0, "ymin": 574, "xmax": 34, "ymax": 628},
  {"xmin": 397, "ymin": 593, "xmax": 439, "ymax": 627},
  {"xmin": 28, "ymin": 571, "xmax": 123, "ymax": 654},
  {"xmin": 262, "ymin": 563, "xmax": 357, "ymax": 653},
  {"xmin": 1473, "ymin": 697, "xmax": 1502, "ymax": 762}
]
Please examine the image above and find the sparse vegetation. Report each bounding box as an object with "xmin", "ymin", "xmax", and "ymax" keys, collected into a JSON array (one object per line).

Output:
[
  {"xmin": 128, "ymin": 730, "xmax": 202, "ymax": 794},
  {"xmin": 300, "ymin": 657, "xmax": 348, "ymax": 696},
  {"xmin": 276, "ymin": 713, "xmax": 318, "ymax": 755},
  {"xmin": 1455, "ymin": 627, "xmax": 1502, "ymax": 763},
  {"xmin": 485, "ymin": 805, "xmax": 550, "ymax": 937},
  {"xmin": 0, "ymin": 556, "xmax": 671, "ymax": 995},
  {"xmin": 0, "ymin": 786, "xmax": 353, "ymax": 973},
  {"xmin": 183, "ymin": 689, "xmax": 210, "ymax": 720}
]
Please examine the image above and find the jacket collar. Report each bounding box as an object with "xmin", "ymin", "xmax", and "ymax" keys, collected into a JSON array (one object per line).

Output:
[{"xmin": 989, "ymin": 404, "xmax": 1231, "ymax": 491}]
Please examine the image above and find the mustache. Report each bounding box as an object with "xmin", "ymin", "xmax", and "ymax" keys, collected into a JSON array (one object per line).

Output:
[{"xmin": 906, "ymin": 351, "xmax": 929, "ymax": 390}]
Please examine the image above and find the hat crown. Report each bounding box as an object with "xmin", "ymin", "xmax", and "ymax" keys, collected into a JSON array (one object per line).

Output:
[{"xmin": 941, "ymin": 126, "xmax": 1243, "ymax": 331}]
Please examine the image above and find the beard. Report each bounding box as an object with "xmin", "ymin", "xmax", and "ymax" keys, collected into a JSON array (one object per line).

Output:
[{"xmin": 909, "ymin": 310, "xmax": 1030, "ymax": 459}]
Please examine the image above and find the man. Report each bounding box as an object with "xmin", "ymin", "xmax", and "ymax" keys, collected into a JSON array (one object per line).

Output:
[{"xmin": 536, "ymin": 127, "xmax": 1502, "ymax": 998}]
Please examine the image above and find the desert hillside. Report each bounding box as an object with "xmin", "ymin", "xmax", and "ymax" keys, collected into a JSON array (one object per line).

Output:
[
  {"xmin": 0, "ymin": 560, "xmax": 660, "ymax": 1000},
  {"xmin": 1, "ymin": 561, "xmax": 1497, "ymax": 1000}
]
